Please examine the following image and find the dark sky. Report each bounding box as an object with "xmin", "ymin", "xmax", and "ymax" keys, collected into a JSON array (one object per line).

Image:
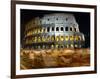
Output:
[{"xmin": 20, "ymin": 9, "xmax": 90, "ymax": 47}]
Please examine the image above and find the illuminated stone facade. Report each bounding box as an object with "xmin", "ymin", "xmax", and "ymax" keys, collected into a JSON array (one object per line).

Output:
[{"xmin": 23, "ymin": 13, "xmax": 85, "ymax": 49}]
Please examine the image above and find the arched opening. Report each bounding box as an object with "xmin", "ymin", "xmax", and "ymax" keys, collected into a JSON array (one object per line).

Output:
[
  {"xmin": 61, "ymin": 45, "xmax": 64, "ymax": 48},
  {"xmin": 60, "ymin": 36, "xmax": 64, "ymax": 41},
  {"xmin": 75, "ymin": 44, "xmax": 78, "ymax": 48},
  {"xmin": 69, "ymin": 36, "xmax": 74, "ymax": 41},
  {"xmin": 56, "ymin": 27, "xmax": 59, "ymax": 31},
  {"xmin": 43, "ymin": 45, "xmax": 45, "ymax": 49},
  {"xmin": 65, "ymin": 27, "xmax": 68, "ymax": 31},
  {"xmin": 43, "ymin": 28, "xmax": 46, "ymax": 33},
  {"xmin": 41, "ymin": 28, "xmax": 44, "ymax": 33},
  {"xmin": 34, "ymin": 37, "xmax": 37, "ymax": 42},
  {"xmin": 55, "ymin": 36, "xmax": 59, "ymax": 41},
  {"xmin": 47, "ymin": 27, "xmax": 50, "ymax": 32},
  {"xmin": 38, "ymin": 46, "xmax": 41, "ymax": 49},
  {"xmin": 74, "ymin": 28, "xmax": 77, "ymax": 32},
  {"xmin": 47, "ymin": 36, "xmax": 50, "ymax": 42},
  {"xmin": 37, "ymin": 37, "xmax": 41, "ymax": 42},
  {"xmin": 52, "ymin": 27, "xmax": 54, "ymax": 31},
  {"xmin": 75, "ymin": 35, "xmax": 80, "ymax": 41},
  {"xmin": 70, "ymin": 27, "xmax": 72, "ymax": 31},
  {"xmin": 65, "ymin": 36, "xmax": 69, "ymax": 41},
  {"xmin": 55, "ymin": 44, "xmax": 58, "ymax": 48},
  {"xmin": 70, "ymin": 44, "xmax": 74, "ymax": 48},
  {"xmin": 61, "ymin": 27, "xmax": 63, "ymax": 31},
  {"xmin": 51, "ymin": 35, "xmax": 55, "ymax": 41},
  {"xmin": 66, "ymin": 18, "xmax": 68, "ymax": 21},
  {"xmin": 42, "ymin": 36, "xmax": 46, "ymax": 42},
  {"xmin": 51, "ymin": 44, "xmax": 54, "ymax": 48}
]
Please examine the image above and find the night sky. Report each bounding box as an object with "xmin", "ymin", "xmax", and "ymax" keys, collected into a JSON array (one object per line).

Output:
[{"xmin": 21, "ymin": 9, "xmax": 90, "ymax": 47}]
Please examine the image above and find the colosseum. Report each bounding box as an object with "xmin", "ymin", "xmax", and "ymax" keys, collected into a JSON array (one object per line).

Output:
[{"xmin": 23, "ymin": 13, "xmax": 85, "ymax": 49}]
